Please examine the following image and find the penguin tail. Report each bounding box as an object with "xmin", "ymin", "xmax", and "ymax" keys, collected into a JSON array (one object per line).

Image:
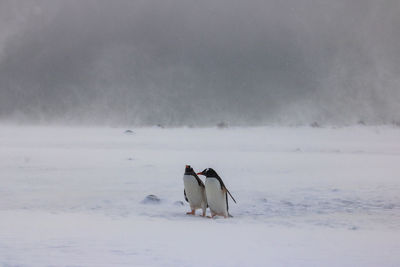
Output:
[
  {"xmin": 226, "ymin": 189, "xmax": 237, "ymax": 204},
  {"xmin": 223, "ymin": 187, "xmax": 237, "ymax": 204}
]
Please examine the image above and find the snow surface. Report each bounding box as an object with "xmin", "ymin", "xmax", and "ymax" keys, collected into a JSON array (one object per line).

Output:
[{"xmin": 0, "ymin": 125, "xmax": 399, "ymax": 266}]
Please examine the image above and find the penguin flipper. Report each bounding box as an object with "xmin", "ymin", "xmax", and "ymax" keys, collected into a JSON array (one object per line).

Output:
[{"xmin": 184, "ymin": 190, "xmax": 189, "ymax": 202}]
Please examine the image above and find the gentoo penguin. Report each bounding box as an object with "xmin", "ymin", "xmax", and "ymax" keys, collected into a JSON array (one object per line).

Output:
[
  {"xmin": 183, "ymin": 165, "xmax": 207, "ymax": 216},
  {"xmin": 197, "ymin": 168, "xmax": 236, "ymax": 218}
]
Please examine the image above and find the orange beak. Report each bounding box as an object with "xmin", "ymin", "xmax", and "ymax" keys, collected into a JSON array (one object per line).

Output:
[{"xmin": 197, "ymin": 172, "xmax": 203, "ymax": 175}]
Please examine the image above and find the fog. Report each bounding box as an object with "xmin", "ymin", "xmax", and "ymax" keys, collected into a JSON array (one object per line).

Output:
[{"xmin": 1, "ymin": 0, "xmax": 399, "ymax": 126}]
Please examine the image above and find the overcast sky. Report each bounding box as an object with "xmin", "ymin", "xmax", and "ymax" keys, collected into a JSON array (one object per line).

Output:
[{"xmin": 1, "ymin": 0, "xmax": 399, "ymax": 126}]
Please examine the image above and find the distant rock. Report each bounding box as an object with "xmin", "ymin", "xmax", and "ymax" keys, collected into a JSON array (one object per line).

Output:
[
  {"xmin": 383, "ymin": 203, "xmax": 395, "ymax": 209},
  {"xmin": 392, "ymin": 120, "xmax": 400, "ymax": 127},
  {"xmin": 357, "ymin": 120, "xmax": 366, "ymax": 126},
  {"xmin": 124, "ymin": 130, "xmax": 134, "ymax": 134},
  {"xmin": 217, "ymin": 121, "xmax": 228, "ymax": 129},
  {"xmin": 141, "ymin": 194, "xmax": 161, "ymax": 204},
  {"xmin": 310, "ymin": 121, "xmax": 321, "ymax": 128},
  {"xmin": 281, "ymin": 200, "xmax": 294, "ymax": 206}
]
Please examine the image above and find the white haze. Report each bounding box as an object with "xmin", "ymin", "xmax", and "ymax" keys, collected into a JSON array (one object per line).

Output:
[{"xmin": 0, "ymin": 0, "xmax": 400, "ymax": 126}]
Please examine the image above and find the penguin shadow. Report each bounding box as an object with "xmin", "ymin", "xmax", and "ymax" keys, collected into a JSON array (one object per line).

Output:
[
  {"xmin": 184, "ymin": 211, "xmax": 231, "ymax": 220},
  {"xmin": 139, "ymin": 197, "xmax": 235, "ymax": 220}
]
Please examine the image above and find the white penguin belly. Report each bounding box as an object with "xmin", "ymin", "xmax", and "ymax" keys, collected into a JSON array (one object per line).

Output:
[
  {"xmin": 205, "ymin": 178, "xmax": 228, "ymax": 216},
  {"xmin": 183, "ymin": 175, "xmax": 206, "ymax": 209}
]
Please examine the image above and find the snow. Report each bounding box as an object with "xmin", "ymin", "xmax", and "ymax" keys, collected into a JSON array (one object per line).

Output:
[{"xmin": 0, "ymin": 125, "xmax": 399, "ymax": 266}]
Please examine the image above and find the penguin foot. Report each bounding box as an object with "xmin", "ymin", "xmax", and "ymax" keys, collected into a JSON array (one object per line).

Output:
[{"xmin": 186, "ymin": 210, "xmax": 195, "ymax": 215}]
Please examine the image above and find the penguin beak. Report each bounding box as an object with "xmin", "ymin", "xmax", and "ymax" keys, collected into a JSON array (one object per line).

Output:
[{"xmin": 197, "ymin": 172, "xmax": 203, "ymax": 175}]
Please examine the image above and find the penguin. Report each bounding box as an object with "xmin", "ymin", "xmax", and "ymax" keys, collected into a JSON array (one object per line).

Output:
[
  {"xmin": 183, "ymin": 165, "xmax": 207, "ymax": 216},
  {"xmin": 197, "ymin": 168, "xmax": 236, "ymax": 218}
]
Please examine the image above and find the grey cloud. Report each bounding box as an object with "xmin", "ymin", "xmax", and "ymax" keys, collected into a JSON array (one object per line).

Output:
[{"xmin": 0, "ymin": 0, "xmax": 399, "ymax": 126}]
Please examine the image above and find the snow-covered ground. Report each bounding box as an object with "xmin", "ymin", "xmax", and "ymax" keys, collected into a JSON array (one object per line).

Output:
[{"xmin": 1, "ymin": 125, "xmax": 399, "ymax": 266}]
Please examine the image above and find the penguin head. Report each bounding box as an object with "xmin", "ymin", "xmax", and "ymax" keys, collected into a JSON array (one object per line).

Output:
[
  {"xmin": 197, "ymin": 168, "xmax": 218, "ymax": 177},
  {"xmin": 184, "ymin": 165, "xmax": 195, "ymax": 175}
]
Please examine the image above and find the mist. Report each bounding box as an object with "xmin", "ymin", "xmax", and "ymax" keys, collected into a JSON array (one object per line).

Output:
[{"xmin": 1, "ymin": 0, "xmax": 399, "ymax": 126}]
